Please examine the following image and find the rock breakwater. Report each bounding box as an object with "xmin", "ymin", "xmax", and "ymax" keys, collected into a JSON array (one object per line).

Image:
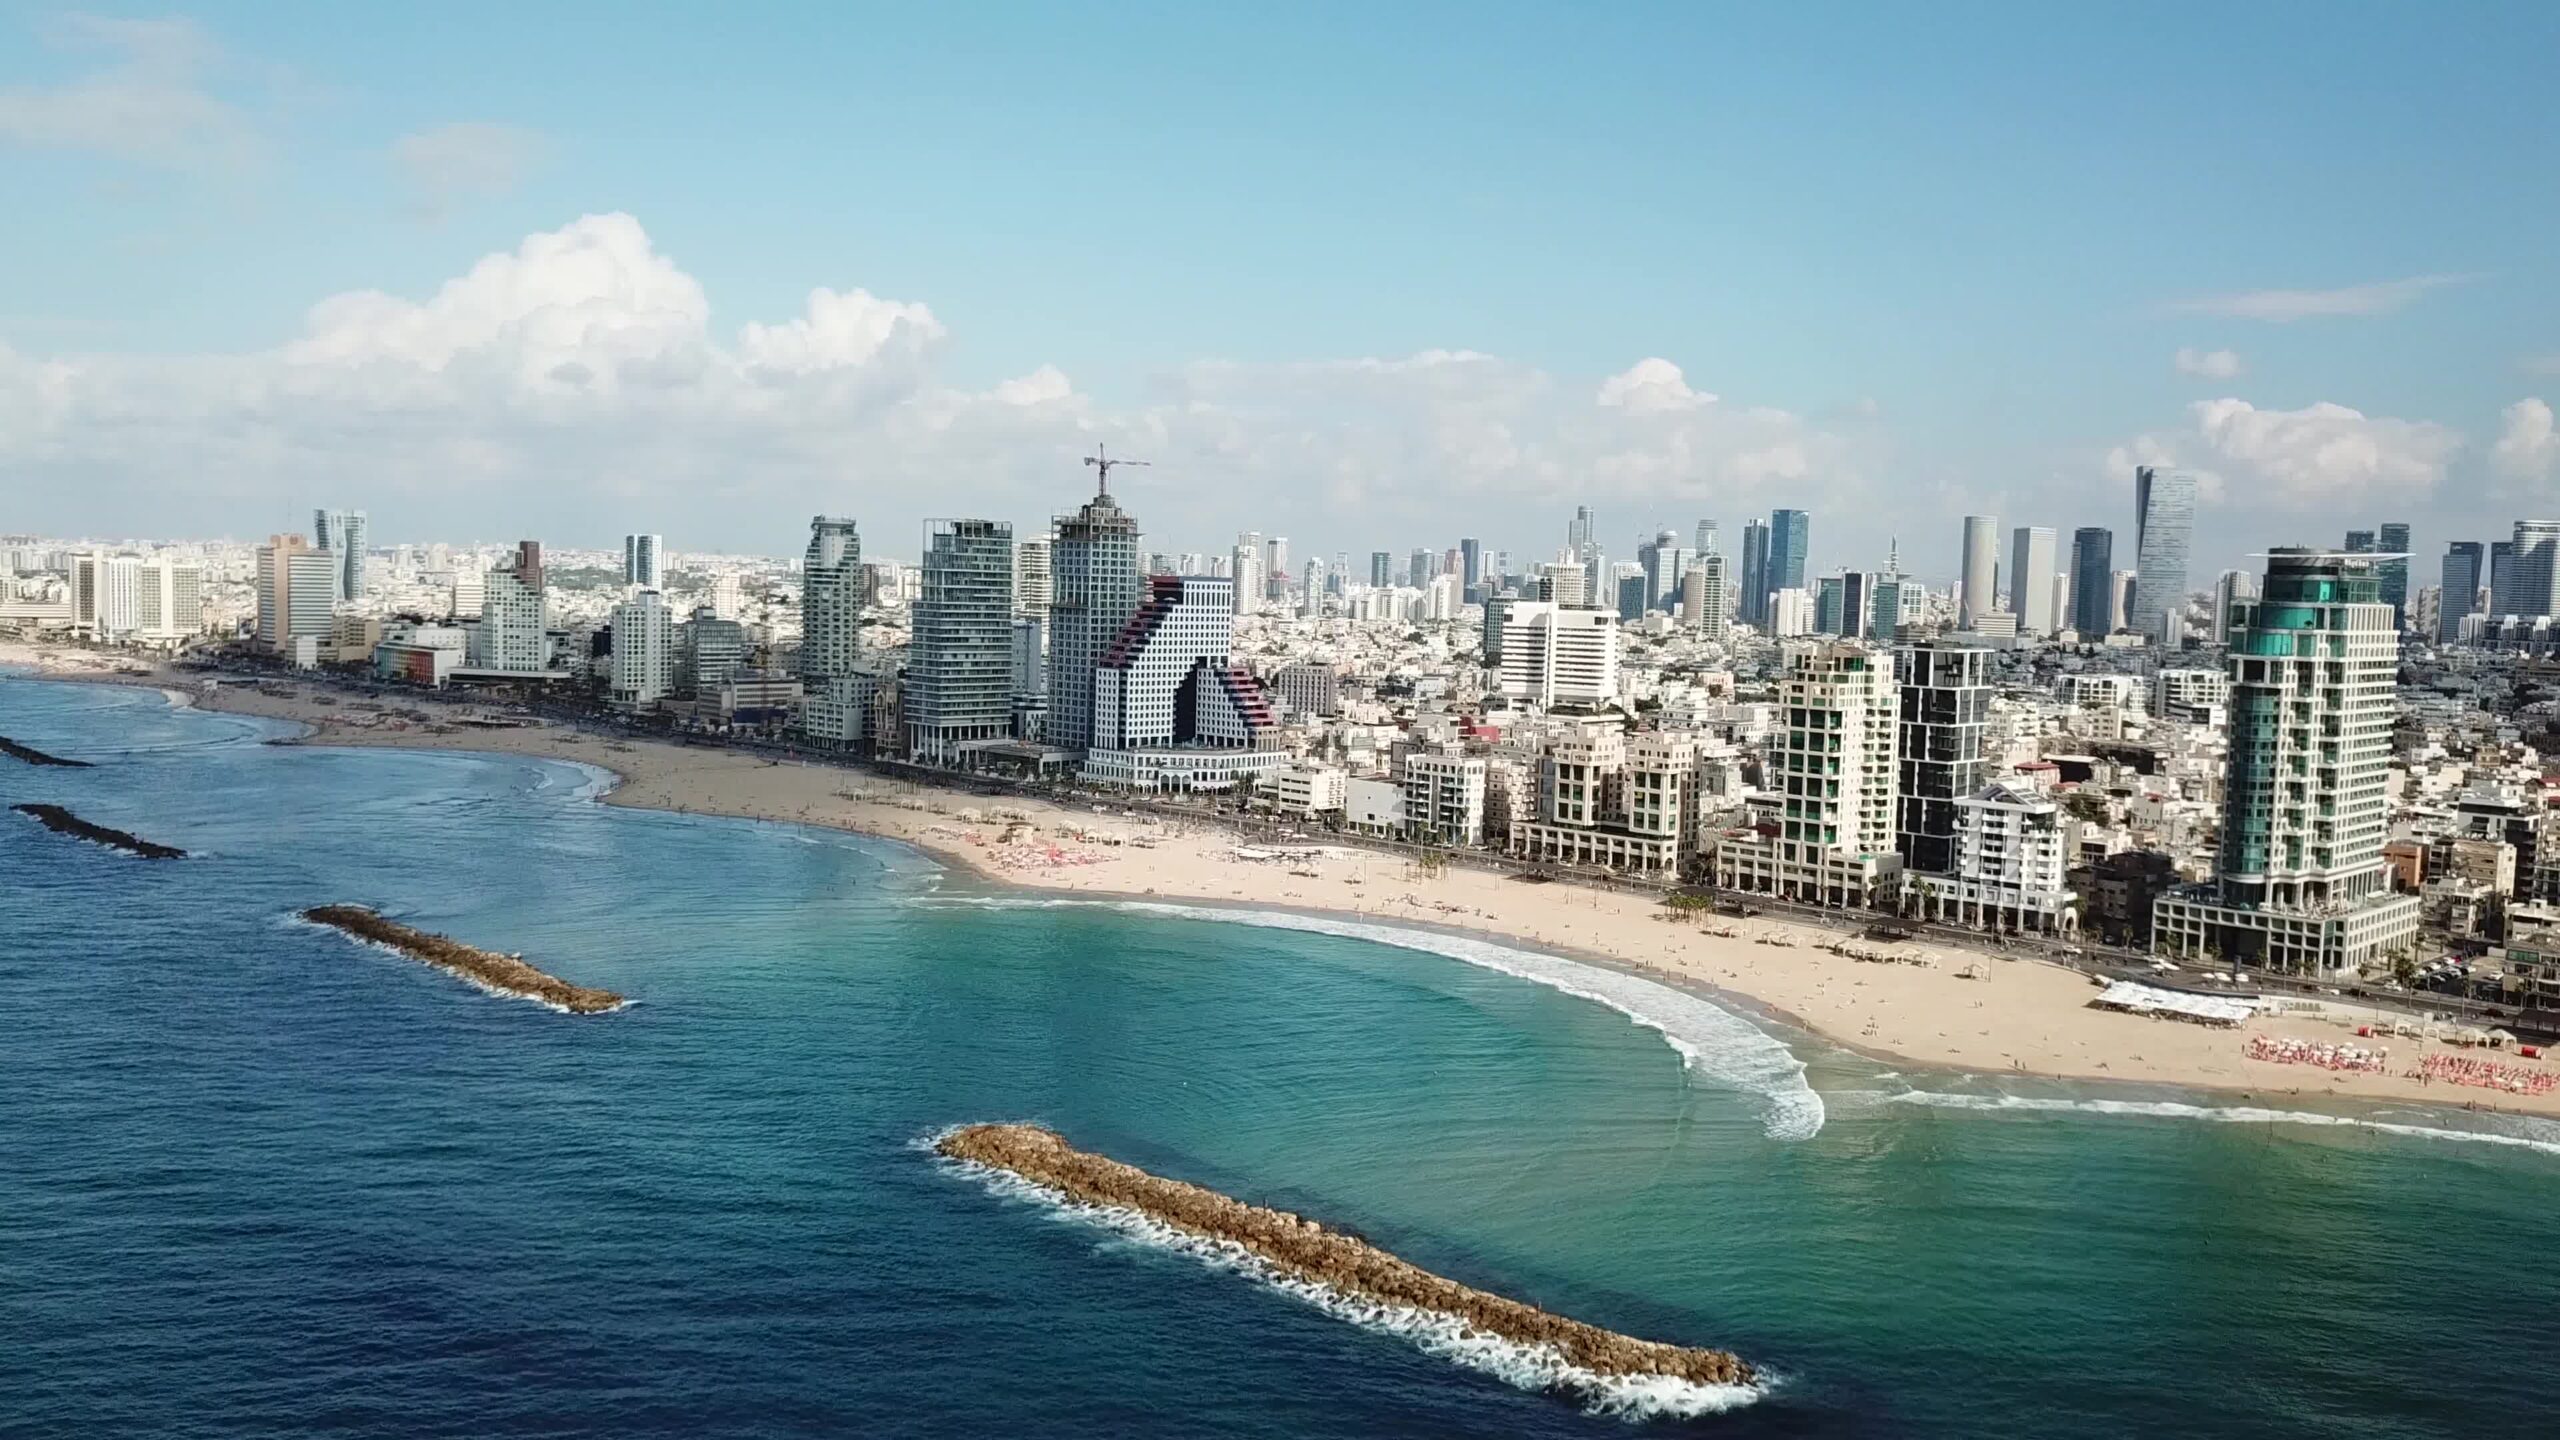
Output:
[
  {"xmin": 935, "ymin": 1123, "xmax": 1755, "ymax": 1390},
  {"xmin": 1, "ymin": 735, "xmax": 91, "ymax": 767},
  {"xmin": 12, "ymin": 804, "xmax": 184, "ymax": 858},
  {"xmin": 300, "ymin": 905, "xmax": 625, "ymax": 1014}
]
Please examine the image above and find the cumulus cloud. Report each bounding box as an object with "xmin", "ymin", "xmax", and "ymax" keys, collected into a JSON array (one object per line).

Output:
[
  {"xmin": 2494, "ymin": 398, "xmax": 2557, "ymax": 488},
  {"xmin": 2113, "ymin": 397, "xmax": 2460, "ymax": 510},
  {"xmin": 2172, "ymin": 273, "xmax": 2477, "ymax": 322},
  {"xmin": 392, "ymin": 122, "xmax": 548, "ymax": 219},
  {"xmin": 2173, "ymin": 347, "xmax": 2243, "ymax": 379},
  {"xmin": 0, "ymin": 13, "xmax": 265, "ymax": 173},
  {"xmin": 0, "ymin": 213, "xmax": 1875, "ymax": 552}
]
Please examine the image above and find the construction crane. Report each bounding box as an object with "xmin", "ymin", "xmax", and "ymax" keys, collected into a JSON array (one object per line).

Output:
[{"xmin": 1084, "ymin": 443, "xmax": 1149, "ymax": 494}]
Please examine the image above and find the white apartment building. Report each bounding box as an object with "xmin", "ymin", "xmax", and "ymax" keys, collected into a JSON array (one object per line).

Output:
[
  {"xmin": 1907, "ymin": 782, "xmax": 2079, "ymax": 933},
  {"xmin": 906, "ymin": 519, "xmax": 1017, "ymax": 765},
  {"xmin": 133, "ymin": 560, "xmax": 202, "ymax": 643},
  {"xmin": 469, "ymin": 542, "xmax": 551, "ymax": 673},
  {"xmin": 1767, "ymin": 586, "xmax": 1814, "ymax": 638},
  {"xmin": 1013, "ymin": 537, "xmax": 1053, "ymax": 618},
  {"xmin": 449, "ymin": 568, "xmax": 486, "ymax": 621},
  {"xmin": 1274, "ymin": 762, "xmax": 1348, "ymax": 818},
  {"xmin": 1343, "ymin": 776, "xmax": 1406, "ymax": 836},
  {"xmin": 800, "ymin": 516, "xmax": 865, "ymax": 684},
  {"xmin": 1508, "ymin": 720, "xmax": 1689, "ymax": 877},
  {"xmin": 256, "ymin": 534, "xmax": 340, "ymax": 654},
  {"xmin": 1498, "ymin": 603, "xmax": 1620, "ymax": 706},
  {"xmin": 609, "ymin": 589, "xmax": 675, "ymax": 709},
  {"xmin": 2154, "ymin": 667, "xmax": 2231, "ymax": 724},
  {"xmin": 1714, "ymin": 642, "xmax": 1903, "ymax": 906},
  {"xmin": 1401, "ymin": 751, "xmax": 1488, "ymax": 847}
]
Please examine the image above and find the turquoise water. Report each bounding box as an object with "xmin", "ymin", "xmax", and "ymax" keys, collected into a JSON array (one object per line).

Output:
[{"xmin": 5, "ymin": 675, "xmax": 2557, "ymax": 1437}]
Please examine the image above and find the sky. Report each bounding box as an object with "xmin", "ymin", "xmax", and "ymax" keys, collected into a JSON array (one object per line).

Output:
[{"xmin": 2, "ymin": 1, "xmax": 2555, "ymax": 583}]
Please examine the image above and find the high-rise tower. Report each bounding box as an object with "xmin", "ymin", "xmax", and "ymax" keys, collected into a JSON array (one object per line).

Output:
[
  {"xmin": 2130, "ymin": 467, "xmax": 2196, "ymax": 644},
  {"xmin": 1047, "ymin": 477, "xmax": 1144, "ymax": 752},
  {"xmin": 2069, "ymin": 528, "xmax": 2114, "ymax": 636},
  {"xmin": 1957, "ymin": 516, "xmax": 1999, "ymax": 629}
]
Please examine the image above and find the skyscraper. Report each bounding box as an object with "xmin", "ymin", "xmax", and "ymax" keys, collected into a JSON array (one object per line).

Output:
[
  {"xmin": 1460, "ymin": 537, "xmax": 1482, "ymax": 591},
  {"xmin": 799, "ymin": 517, "xmax": 864, "ymax": 682},
  {"xmin": 2008, "ymin": 526, "xmax": 2056, "ymax": 637},
  {"xmin": 2130, "ymin": 466, "xmax": 2196, "ymax": 643},
  {"xmin": 1768, "ymin": 508, "xmax": 1810, "ymax": 598},
  {"xmin": 1958, "ymin": 516, "xmax": 1999, "ymax": 629},
  {"xmin": 1047, "ymin": 481, "xmax": 1143, "ymax": 752},
  {"xmin": 1712, "ymin": 642, "xmax": 1902, "ymax": 908},
  {"xmin": 1740, "ymin": 520, "xmax": 1771, "ymax": 626},
  {"xmin": 1694, "ymin": 519, "xmax": 1718, "ymax": 556},
  {"xmin": 256, "ymin": 533, "xmax": 339, "ymax": 654},
  {"xmin": 2376, "ymin": 522, "xmax": 2411, "ymax": 627},
  {"xmin": 2153, "ymin": 548, "xmax": 2419, "ymax": 974},
  {"xmin": 907, "ymin": 519, "xmax": 1017, "ymax": 765},
  {"xmin": 1083, "ymin": 575, "xmax": 1282, "ymax": 791},
  {"xmin": 623, "ymin": 533, "xmax": 664, "ymax": 592},
  {"xmin": 1684, "ymin": 552, "xmax": 1730, "ymax": 637},
  {"xmin": 1012, "ymin": 536, "xmax": 1053, "ymax": 618},
  {"xmin": 315, "ymin": 509, "xmax": 368, "ymax": 601},
  {"xmin": 2440, "ymin": 541, "xmax": 2484, "ymax": 642},
  {"xmin": 1895, "ymin": 639, "xmax": 1991, "ymax": 876},
  {"xmin": 470, "ymin": 542, "xmax": 549, "ymax": 673},
  {"xmin": 2069, "ymin": 527, "xmax": 2114, "ymax": 636},
  {"xmin": 1231, "ymin": 533, "xmax": 1265, "ymax": 617},
  {"xmin": 2507, "ymin": 520, "xmax": 2560, "ymax": 618},
  {"xmin": 1408, "ymin": 548, "xmax": 1433, "ymax": 589},
  {"xmin": 1369, "ymin": 551, "xmax": 1392, "ymax": 588}
]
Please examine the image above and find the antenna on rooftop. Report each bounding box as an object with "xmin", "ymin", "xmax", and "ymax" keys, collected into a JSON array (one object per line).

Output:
[{"xmin": 1084, "ymin": 444, "xmax": 1149, "ymax": 494}]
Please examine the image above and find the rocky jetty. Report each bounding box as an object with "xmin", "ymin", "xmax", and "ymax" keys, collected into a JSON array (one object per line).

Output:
[
  {"xmin": 936, "ymin": 1123, "xmax": 1755, "ymax": 1388},
  {"xmin": 300, "ymin": 905, "xmax": 625, "ymax": 1014},
  {"xmin": 12, "ymin": 804, "xmax": 184, "ymax": 859},
  {"xmin": 1, "ymin": 736, "xmax": 91, "ymax": 767}
]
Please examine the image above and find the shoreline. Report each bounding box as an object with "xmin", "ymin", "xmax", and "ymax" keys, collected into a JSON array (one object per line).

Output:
[{"xmin": 10, "ymin": 646, "xmax": 2559, "ymax": 1129}]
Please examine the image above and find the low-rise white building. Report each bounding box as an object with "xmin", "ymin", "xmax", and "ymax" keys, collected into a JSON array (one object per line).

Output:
[
  {"xmin": 1400, "ymin": 751, "xmax": 1488, "ymax": 847},
  {"xmin": 1906, "ymin": 782, "xmax": 2080, "ymax": 933}
]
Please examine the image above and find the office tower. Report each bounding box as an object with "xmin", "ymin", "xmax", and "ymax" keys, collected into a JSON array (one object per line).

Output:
[
  {"xmin": 2069, "ymin": 528, "xmax": 2114, "ymax": 636},
  {"xmin": 800, "ymin": 517, "xmax": 864, "ymax": 682},
  {"xmin": 1481, "ymin": 596, "xmax": 1516, "ymax": 666},
  {"xmin": 1869, "ymin": 572, "xmax": 1913, "ymax": 639},
  {"xmin": 1895, "ymin": 639, "xmax": 1991, "ymax": 875},
  {"xmin": 2007, "ymin": 526, "xmax": 2057, "ymax": 637},
  {"xmin": 1496, "ymin": 603, "xmax": 1621, "ymax": 706},
  {"xmin": 1369, "ymin": 551, "xmax": 1392, "ymax": 588},
  {"xmin": 256, "ymin": 534, "xmax": 340, "ymax": 654},
  {"xmin": 2440, "ymin": 542, "xmax": 2484, "ymax": 642},
  {"xmin": 313, "ymin": 509, "xmax": 368, "ymax": 601},
  {"xmin": 1957, "ymin": 516, "xmax": 1999, "ymax": 629},
  {"xmin": 1694, "ymin": 518, "xmax": 1718, "ymax": 557},
  {"xmin": 2153, "ymin": 548, "xmax": 2419, "ymax": 974},
  {"xmin": 1740, "ymin": 520, "xmax": 1771, "ymax": 625},
  {"xmin": 1460, "ymin": 537, "xmax": 1482, "ymax": 590},
  {"xmin": 1685, "ymin": 553, "xmax": 1730, "ymax": 637},
  {"xmin": 1406, "ymin": 548, "xmax": 1433, "ymax": 589},
  {"xmin": 2211, "ymin": 569, "xmax": 2258, "ymax": 646},
  {"xmin": 1814, "ymin": 575, "xmax": 1847, "ymax": 636},
  {"xmin": 608, "ymin": 589, "xmax": 674, "ymax": 708},
  {"xmin": 1300, "ymin": 555, "xmax": 1326, "ymax": 617},
  {"xmin": 1009, "ymin": 617, "xmax": 1046, "ymax": 697},
  {"xmin": 1568, "ymin": 506, "xmax": 1595, "ymax": 560},
  {"xmin": 906, "ymin": 519, "xmax": 1016, "ymax": 764},
  {"xmin": 1004, "ymin": 536, "xmax": 1051, "ymax": 619},
  {"xmin": 1639, "ymin": 529, "xmax": 1691, "ymax": 612},
  {"xmin": 2508, "ymin": 520, "xmax": 2560, "ymax": 618},
  {"xmin": 2344, "ymin": 529, "xmax": 2376, "ymax": 554},
  {"xmin": 2130, "ymin": 466, "xmax": 2197, "ymax": 643},
  {"xmin": 2489, "ymin": 540, "xmax": 2522, "ymax": 617},
  {"xmin": 1083, "ymin": 575, "xmax": 1281, "ymax": 791},
  {"xmin": 1265, "ymin": 536, "xmax": 1289, "ymax": 594},
  {"xmin": 2110, "ymin": 570, "xmax": 2135, "ymax": 633},
  {"xmin": 1046, "ymin": 480, "xmax": 1143, "ymax": 752},
  {"xmin": 677, "ymin": 606, "xmax": 748, "ymax": 693},
  {"xmin": 1769, "ymin": 508, "xmax": 1810, "ymax": 597},
  {"xmin": 1231, "ymin": 534, "xmax": 1265, "ymax": 618},
  {"xmin": 465, "ymin": 541, "xmax": 548, "ymax": 672},
  {"xmin": 623, "ymin": 533, "xmax": 664, "ymax": 592},
  {"xmin": 1712, "ymin": 641, "xmax": 1901, "ymax": 907},
  {"xmin": 2376, "ymin": 522, "xmax": 2411, "ymax": 626},
  {"xmin": 1615, "ymin": 572, "xmax": 1647, "ymax": 622}
]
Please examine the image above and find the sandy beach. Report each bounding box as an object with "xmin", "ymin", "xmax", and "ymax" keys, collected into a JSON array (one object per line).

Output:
[{"xmin": 10, "ymin": 639, "xmax": 2557, "ymax": 1125}]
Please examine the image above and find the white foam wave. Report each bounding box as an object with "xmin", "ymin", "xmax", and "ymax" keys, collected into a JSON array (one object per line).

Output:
[
  {"xmin": 916, "ymin": 896, "xmax": 1822, "ymax": 1142},
  {"xmin": 1887, "ymin": 1090, "xmax": 2560, "ymax": 1157},
  {"xmin": 922, "ymin": 1135, "xmax": 1768, "ymax": 1420}
]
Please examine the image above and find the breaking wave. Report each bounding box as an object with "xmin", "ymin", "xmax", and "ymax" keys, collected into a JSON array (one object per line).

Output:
[
  {"xmin": 917, "ymin": 895, "xmax": 1823, "ymax": 1141},
  {"xmin": 1886, "ymin": 1090, "xmax": 2560, "ymax": 1157},
  {"xmin": 922, "ymin": 1132, "xmax": 1771, "ymax": 1420}
]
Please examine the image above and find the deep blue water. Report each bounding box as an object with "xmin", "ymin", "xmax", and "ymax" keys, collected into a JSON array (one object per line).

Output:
[{"xmin": 6, "ymin": 675, "xmax": 2559, "ymax": 1438}]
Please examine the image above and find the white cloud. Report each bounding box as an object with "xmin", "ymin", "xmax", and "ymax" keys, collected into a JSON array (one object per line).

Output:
[
  {"xmin": 2494, "ymin": 398, "xmax": 2557, "ymax": 488},
  {"xmin": 2173, "ymin": 273, "xmax": 2477, "ymax": 322},
  {"xmin": 0, "ymin": 213, "xmax": 1875, "ymax": 552},
  {"xmin": 0, "ymin": 14, "xmax": 264, "ymax": 173},
  {"xmin": 1596, "ymin": 357, "xmax": 1716, "ymax": 414},
  {"xmin": 2119, "ymin": 397, "xmax": 2461, "ymax": 509},
  {"xmin": 2173, "ymin": 347, "xmax": 2243, "ymax": 379},
  {"xmin": 392, "ymin": 122, "xmax": 548, "ymax": 219}
]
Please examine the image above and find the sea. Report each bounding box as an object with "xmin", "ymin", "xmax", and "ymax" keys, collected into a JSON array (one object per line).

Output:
[{"xmin": 5, "ymin": 673, "xmax": 2558, "ymax": 1439}]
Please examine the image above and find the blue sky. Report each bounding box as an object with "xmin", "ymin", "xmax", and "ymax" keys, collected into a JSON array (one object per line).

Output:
[{"xmin": 3, "ymin": 2, "xmax": 2555, "ymax": 581}]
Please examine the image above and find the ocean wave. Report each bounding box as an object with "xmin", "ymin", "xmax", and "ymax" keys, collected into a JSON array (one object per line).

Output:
[
  {"xmin": 922, "ymin": 1133, "xmax": 1770, "ymax": 1420},
  {"xmin": 917, "ymin": 896, "xmax": 1823, "ymax": 1142},
  {"xmin": 1886, "ymin": 1089, "xmax": 2560, "ymax": 1157}
]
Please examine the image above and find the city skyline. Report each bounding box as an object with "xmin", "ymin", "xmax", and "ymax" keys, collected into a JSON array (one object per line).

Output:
[{"xmin": 2, "ymin": 8, "xmax": 2554, "ymax": 569}]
